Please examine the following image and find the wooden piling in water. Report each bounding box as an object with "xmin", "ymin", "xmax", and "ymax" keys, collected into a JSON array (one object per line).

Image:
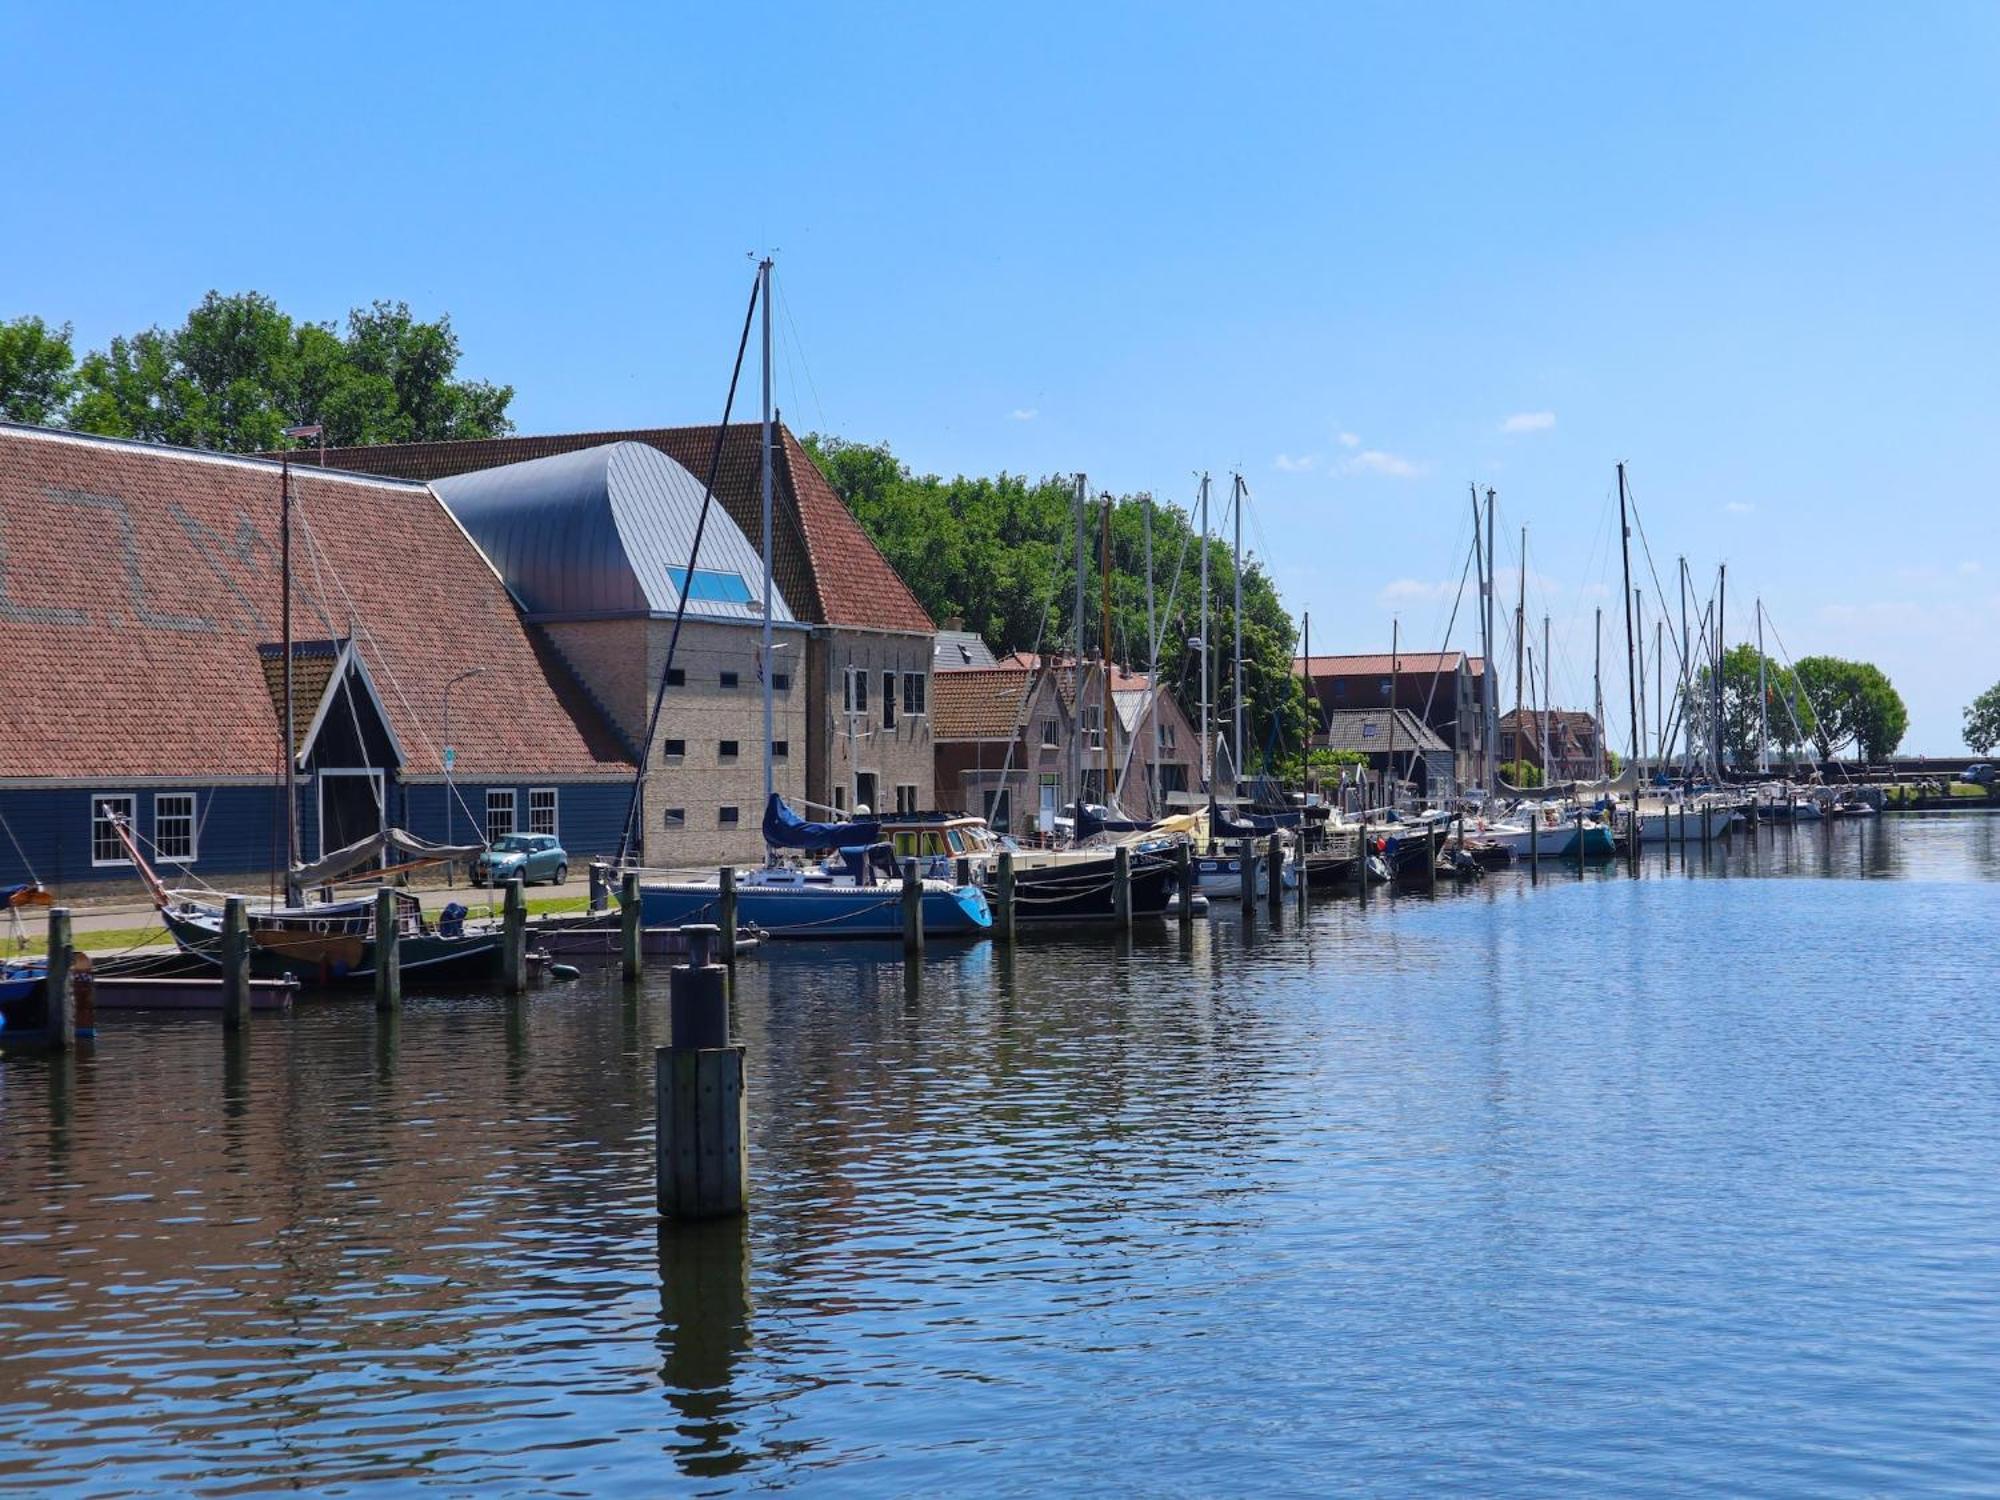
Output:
[
  {"xmin": 44, "ymin": 908, "xmax": 74, "ymax": 1051},
  {"xmin": 995, "ymin": 850, "xmax": 1017, "ymax": 941},
  {"xmin": 222, "ymin": 895, "xmax": 251, "ymax": 1030},
  {"xmin": 373, "ymin": 887, "xmax": 402, "ymax": 1012},
  {"xmin": 717, "ymin": 866, "xmax": 738, "ymax": 966},
  {"xmin": 901, "ymin": 859, "xmax": 924, "ymax": 955},
  {"xmin": 620, "ymin": 871, "xmax": 643, "ymax": 979},
  {"xmin": 1264, "ymin": 838, "xmax": 1283, "ymax": 915},
  {"xmin": 1172, "ymin": 842, "xmax": 1193, "ymax": 927},
  {"xmin": 589, "ymin": 861, "xmax": 610, "ymax": 913},
  {"xmin": 1576, "ymin": 808, "xmax": 1586, "ymax": 876},
  {"xmin": 655, "ymin": 934, "xmax": 746, "ymax": 1221},
  {"xmin": 501, "ymin": 878, "xmax": 527, "ymax": 994},
  {"xmin": 1529, "ymin": 811, "xmax": 1539, "ymax": 883},
  {"xmin": 1357, "ymin": 821, "xmax": 1369, "ymax": 902},
  {"xmin": 955, "ymin": 856, "xmax": 973, "ymax": 888},
  {"xmin": 1239, "ymin": 841, "xmax": 1257, "ymax": 910},
  {"xmin": 1113, "ymin": 844, "xmax": 1132, "ymax": 927}
]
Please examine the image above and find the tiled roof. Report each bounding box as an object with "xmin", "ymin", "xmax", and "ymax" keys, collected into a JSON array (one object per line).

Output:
[
  {"xmin": 257, "ymin": 641, "xmax": 343, "ymax": 756},
  {"xmin": 934, "ymin": 629, "xmax": 997, "ymax": 670},
  {"xmin": 0, "ymin": 423, "xmax": 631, "ymax": 780},
  {"xmin": 931, "ymin": 667, "xmax": 1036, "ymax": 740},
  {"xmin": 1499, "ymin": 709, "xmax": 1599, "ymax": 734},
  {"xmin": 1295, "ymin": 651, "xmax": 1467, "ymax": 677},
  {"xmin": 1317, "ymin": 708, "xmax": 1450, "ymax": 755},
  {"xmin": 285, "ymin": 423, "xmax": 933, "ymax": 634}
]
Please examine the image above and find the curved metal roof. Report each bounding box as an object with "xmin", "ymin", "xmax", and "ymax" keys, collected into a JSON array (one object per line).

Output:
[{"xmin": 431, "ymin": 441, "xmax": 796, "ymax": 626}]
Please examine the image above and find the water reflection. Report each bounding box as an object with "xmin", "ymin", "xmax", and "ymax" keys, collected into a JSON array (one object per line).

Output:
[{"xmin": 657, "ymin": 1220, "xmax": 753, "ymax": 1479}]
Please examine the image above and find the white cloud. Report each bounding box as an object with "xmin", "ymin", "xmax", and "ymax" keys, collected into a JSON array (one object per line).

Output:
[
  {"xmin": 1500, "ymin": 411, "xmax": 1556, "ymax": 435},
  {"xmin": 1336, "ymin": 431, "xmax": 1361, "ymax": 448},
  {"xmin": 1273, "ymin": 452, "xmax": 1317, "ymax": 473},
  {"xmin": 1960, "ymin": 560, "xmax": 1983, "ymax": 576},
  {"xmin": 1344, "ymin": 449, "xmax": 1427, "ymax": 479},
  {"xmin": 1009, "ymin": 407, "xmax": 1038, "ymax": 422},
  {"xmin": 1376, "ymin": 577, "xmax": 1459, "ymax": 607},
  {"xmin": 1725, "ymin": 501, "xmax": 1755, "ymax": 515}
]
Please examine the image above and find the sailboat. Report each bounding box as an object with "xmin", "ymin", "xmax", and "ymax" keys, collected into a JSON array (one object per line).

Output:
[{"xmin": 636, "ymin": 260, "xmax": 991, "ymax": 941}]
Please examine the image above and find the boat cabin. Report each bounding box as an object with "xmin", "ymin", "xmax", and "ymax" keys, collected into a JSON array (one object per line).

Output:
[{"xmin": 878, "ymin": 813, "xmax": 1001, "ymax": 862}]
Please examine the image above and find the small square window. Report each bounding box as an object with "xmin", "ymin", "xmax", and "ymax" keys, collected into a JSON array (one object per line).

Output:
[
  {"xmin": 663, "ymin": 808, "xmax": 686, "ymax": 829},
  {"xmin": 91, "ymin": 794, "xmax": 136, "ymax": 866},
  {"xmin": 719, "ymin": 740, "xmax": 739, "ymax": 759},
  {"xmin": 772, "ymin": 672, "xmax": 791, "ymax": 691},
  {"xmin": 662, "ymin": 738, "xmax": 686, "ymax": 759},
  {"xmin": 154, "ymin": 792, "xmax": 197, "ymax": 863},
  {"xmin": 720, "ymin": 671, "xmax": 740, "ymax": 689},
  {"xmin": 667, "ymin": 668, "xmax": 686, "ymax": 687},
  {"xmin": 719, "ymin": 806, "xmax": 740, "ymax": 826},
  {"xmin": 772, "ymin": 740, "xmax": 789, "ymax": 759}
]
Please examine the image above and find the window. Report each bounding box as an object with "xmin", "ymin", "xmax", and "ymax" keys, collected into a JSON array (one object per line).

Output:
[
  {"xmin": 1157, "ymin": 764, "xmax": 1189, "ymax": 793},
  {"xmin": 1379, "ymin": 678, "xmax": 1392, "ymax": 701},
  {"xmin": 771, "ymin": 740, "xmax": 789, "ymax": 760},
  {"xmin": 772, "ymin": 671, "xmax": 791, "ymax": 691},
  {"xmin": 720, "ymin": 670, "xmax": 740, "ymax": 689},
  {"xmin": 91, "ymin": 793, "xmax": 135, "ymax": 866},
  {"xmin": 882, "ymin": 672, "xmax": 897, "ymax": 730},
  {"xmin": 1333, "ymin": 679, "xmax": 1347, "ymax": 701},
  {"xmin": 844, "ymin": 666, "xmax": 868, "ymax": 713},
  {"xmin": 667, "ymin": 668, "xmax": 686, "ymax": 687},
  {"xmin": 983, "ymin": 788, "xmax": 1012, "ymax": 831},
  {"xmin": 1081, "ymin": 706, "xmax": 1103, "ymax": 748},
  {"xmin": 855, "ymin": 772, "xmax": 878, "ymax": 814},
  {"xmin": 669, "ymin": 566, "xmax": 755, "ymax": 604},
  {"xmin": 663, "ymin": 808, "xmax": 686, "ymax": 829},
  {"xmin": 719, "ymin": 806, "xmax": 740, "ymax": 826},
  {"xmin": 486, "ymin": 789, "xmax": 516, "ymax": 843},
  {"xmin": 903, "ymin": 672, "xmax": 926, "ymax": 716},
  {"xmin": 662, "ymin": 738, "xmax": 686, "ymax": 760},
  {"xmin": 154, "ymin": 792, "xmax": 197, "ymax": 863},
  {"xmin": 719, "ymin": 740, "xmax": 740, "ymax": 760},
  {"xmin": 1160, "ymin": 723, "xmax": 1177, "ymax": 750},
  {"xmin": 833, "ymin": 786, "xmax": 847, "ymax": 814},
  {"xmin": 895, "ymin": 784, "xmax": 919, "ymax": 813},
  {"xmin": 1040, "ymin": 718, "xmax": 1060, "ymax": 748},
  {"xmin": 529, "ymin": 788, "xmax": 558, "ymax": 836}
]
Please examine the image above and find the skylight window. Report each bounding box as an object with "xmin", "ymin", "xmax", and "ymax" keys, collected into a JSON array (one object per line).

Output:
[{"xmin": 670, "ymin": 567, "xmax": 755, "ymax": 604}]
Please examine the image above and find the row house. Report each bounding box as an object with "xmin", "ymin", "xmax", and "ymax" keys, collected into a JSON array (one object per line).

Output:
[
  {"xmin": 1498, "ymin": 709, "xmax": 1605, "ymax": 782},
  {"xmin": 1295, "ymin": 651, "xmax": 1489, "ymax": 784}
]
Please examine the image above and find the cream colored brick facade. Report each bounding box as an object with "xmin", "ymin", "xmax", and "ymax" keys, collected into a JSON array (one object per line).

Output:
[{"xmin": 808, "ymin": 628, "xmax": 935, "ymax": 816}]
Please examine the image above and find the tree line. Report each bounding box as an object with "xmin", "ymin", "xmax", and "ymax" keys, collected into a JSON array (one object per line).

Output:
[
  {"xmin": 0, "ymin": 293, "xmax": 513, "ymax": 451},
  {"xmin": 1689, "ymin": 647, "xmax": 1908, "ymax": 764}
]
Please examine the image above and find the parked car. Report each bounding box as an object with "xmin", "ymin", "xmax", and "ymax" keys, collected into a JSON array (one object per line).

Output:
[
  {"xmin": 474, "ymin": 833, "xmax": 570, "ymax": 886},
  {"xmin": 1959, "ymin": 763, "xmax": 1996, "ymax": 786}
]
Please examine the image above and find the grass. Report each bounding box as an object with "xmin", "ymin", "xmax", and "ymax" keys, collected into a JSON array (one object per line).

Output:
[{"xmin": 1884, "ymin": 781, "xmax": 1995, "ymax": 805}]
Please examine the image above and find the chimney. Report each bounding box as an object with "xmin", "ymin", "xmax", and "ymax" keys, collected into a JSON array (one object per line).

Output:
[{"xmin": 943, "ymin": 615, "xmax": 964, "ymax": 632}]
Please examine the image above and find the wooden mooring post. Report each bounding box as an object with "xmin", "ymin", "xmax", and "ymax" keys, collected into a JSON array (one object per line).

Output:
[
  {"xmin": 718, "ymin": 866, "xmax": 738, "ymax": 966},
  {"xmin": 1113, "ymin": 844, "xmax": 1132, "ymax": 928},
  {"xmin": 995, "ymin": 849, "xmax": 1017, "ymax": 941},
  {"xmin": 1356, "ymin": 821, "xmax": 1369, "ymax": 902},
  {"xmin": 222, "ymin": 895, "xmax": 251, "ymax": 1030},
  {"xmin": 1265, "ymin": 837, "xmax": 1284, "ymax": 916},
  {"xmin": 1529, "ymin": 811, "xmax": 1540, "ymax": 883},
  {"xmin": 655, "ymin": 924, "xmax": 747, "ymax": 1221},
  {"xmin": 373, "ymin": 887, "xmax": 402, "ymax": 1012},
  {"xmin": 1576, "ymin": 808, "xmax": 1587, "ymax": 876},
  {"xmin": 956, "ymin": 856, "xmax": 973, "ymax": 888},
  {"xmin": 43, "ymin": 907, "xmax": 74, "ymax": 1051},
  {"xmin": 501, "ymin": 878, "xmax": 527, "ymax": 994},
  {"xmin": 1173, "ymin": 842, "xmax": 1193, "ymax": 928},
  {"xmin": 620, "ymin": 871, "xmax": 642, "ymax": 980},
  {"xmin": 901, "ymin": 859, "xmax": 924, "ymax": 955},
  {"xmin": 589, "ymin": 861, "xmax": 610, "ymax": 913},
  {"xmin": 1238, "ymin": 841, "xmax": 1257, "ymax": 911}
]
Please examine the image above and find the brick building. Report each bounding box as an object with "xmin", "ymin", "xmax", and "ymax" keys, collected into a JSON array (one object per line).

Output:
[
  {"xmin": 1498, "ymin": 708, "xmax": 1604, "ymax": 781},
  {"xmin": 1295, "ymin": 651, "xmax": 1488, "ymax": 784}
]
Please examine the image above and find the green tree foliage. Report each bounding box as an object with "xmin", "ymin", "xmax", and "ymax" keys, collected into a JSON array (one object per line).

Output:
[
  {"xmin": 1965, "ymin": 682, "xmax": 2000, "ymax": 755},
  {"xmin": 1793, "ymin": 656, "xmax": 1908, "ymax": 761},
  {"xmin": 1691, "ymin": 644, "xmax": 1817, "ymax": 766},
  {"xmin": 1500, "ymin": 759, "xmax": 1543, "ymax": 788},
  {"xmin": 27, "ymin": 291, "xmax": 511, "ymax": 451},
  {"xmin": 0, "ymin": 316, "xmax": 77, "ymax": 424},
  {"xmin": 804, "ymin": 436, "xmax": 1310, "ymax": 770}
]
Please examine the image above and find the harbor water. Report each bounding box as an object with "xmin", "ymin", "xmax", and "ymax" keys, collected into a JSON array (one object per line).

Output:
[{"xmin": 3, "ymin": 813, "xmax": 1996, "ymax": 1495}]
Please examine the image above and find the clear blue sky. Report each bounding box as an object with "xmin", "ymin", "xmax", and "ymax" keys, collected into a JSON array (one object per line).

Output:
[{"xmin": 7, "ymin": 2, "xmax": 1997, "ymax": 751}]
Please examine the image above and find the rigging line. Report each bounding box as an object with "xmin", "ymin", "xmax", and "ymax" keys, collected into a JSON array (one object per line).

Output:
[
  {"xmin": 1621, "ymin": 472, "xmax": 1689, "ymax": 675},
  {"xmin": 0, "ymin": 805, "xmax": 37, "ymax": 884},
  {"xmin": 1759, "ymin": 609, "xmax": 1831, "ymax": 765},
  {"xmin": 1419, "ymin": 530, "xmax": 1477, "ymax": 732},
  {"xmin": 614, "ymin": 269, "xmax": 763, "ymax": 868},
  {"xmin": 776, "ymin": 278, "xmax": 829, "ymax": 436}
]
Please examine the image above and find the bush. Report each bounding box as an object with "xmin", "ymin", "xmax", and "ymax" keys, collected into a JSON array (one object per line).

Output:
[{"xmin": 1500, "ymin": 759, "xmax": 1543, "ymax": 788}]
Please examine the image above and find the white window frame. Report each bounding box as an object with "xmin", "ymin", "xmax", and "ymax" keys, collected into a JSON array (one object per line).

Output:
[
  {"xmin": 903, "ymin": 671, "xmax": 927, "ymax": 717},
  {"xmin": 153, "ymin": 791, "xmax": 198, "ymax": 864},
  {"xmin": 90, "ymin": 793, "xmax": 136, "ymax": 867},
  {"xmin": 528, "ymin": 787, "xmax": 559, "ymax": 838},
  {"xmin": 1040, "ymin": 718, "xmax": 1060, "ymax": 749},
  {"xmin": 486, "ymin": 788, "xmax": 517, "ymax": 844},
  {"xmin": 845, "ymin": 666, "xmax": 869, "ymax": 715},
  {"xmin": 896, "ymin": 783, "xmax": 918, "ymax": 814}
]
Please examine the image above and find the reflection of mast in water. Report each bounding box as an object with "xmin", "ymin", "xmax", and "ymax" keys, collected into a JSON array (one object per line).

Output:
[{"xmin": 657, "ymin": 1219, "xmax": 753, "ymax": 1479}]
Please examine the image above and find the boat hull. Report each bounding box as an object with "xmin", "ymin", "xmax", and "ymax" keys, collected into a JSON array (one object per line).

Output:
[
  {"xmin": 639, "ymin": 878, "xmax": 990, "ymax": 938},
  {"xmin": 162, "ymin": 907, "xmax": 501, "ymax": 985}
]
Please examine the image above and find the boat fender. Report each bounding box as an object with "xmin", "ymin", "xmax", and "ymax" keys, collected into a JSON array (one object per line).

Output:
[
  {"xmin": 311, "ymin": 918, "xmax": 331, "ymax": 935},
  {"xmin": 549, "ymin": 962, "xmax": 581, "ymax": 981}
]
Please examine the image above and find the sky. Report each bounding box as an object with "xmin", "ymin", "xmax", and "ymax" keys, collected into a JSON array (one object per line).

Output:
[{"xmin": 5, "ymin": 2, "xmax": 1997, "ymax": 751}]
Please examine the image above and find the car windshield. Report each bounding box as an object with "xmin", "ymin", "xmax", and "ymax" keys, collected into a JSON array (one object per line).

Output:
[{"xmin": 492, "ymin": 836, "xmax": 533, "ymax": 852}]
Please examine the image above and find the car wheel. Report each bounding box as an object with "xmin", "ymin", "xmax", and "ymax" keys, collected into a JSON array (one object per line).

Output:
[{"xmin": 553, "ymin": 863, "xmax": 569, "ymax": 886}]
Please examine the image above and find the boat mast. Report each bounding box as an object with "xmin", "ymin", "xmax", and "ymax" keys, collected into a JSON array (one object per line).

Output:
[
  {"xmin": 1617, "ymin": 461, "xmax": 1639, "ymax": 779},
  {"xmin": 282, "ymin": 450, "xmax": 298, "ymax": 904},
  {"xmin": 1632, "ymin": 589, "xmax": 1645, "ymax": 775},
  {"xmin": 1541, "ymin": 614, "xmax": 1552, "ymax": 776},
  {"xmin": 1514, "ymin": 524, "xmax": 1526, "ymax": 769},
  {"xmin": 1144, "ymin": 492, "xmax": 1157, "ymax": 816},
  {"xmin": 1655, "ymin": 621, "xmax": 1664, "ymax": 766},
  {"xmin": 1594, "ymin": 606, "xmax": 1604, "ymax": 780},
  {"xmin": 1678, "ymin": 557, "xmax": 1691, "ymax": 776},
  {"xmin": 1099, "ymin": 493, "xmax": 1114, "ymax": 802},
  {"xmin": 1231, "ymin": 472, "xmax": 1245, "ymax": 788},
  {"xmin": 1386, "ymin": 617, "xmax": 1399, "ymax": 809},
  {"xmin": 1715, "ymin": 563, "xmax": 1728, "ymax": 775},
  {"xmin": 760, "ymin": 258, "xmax": 775, "ymax": 809},
  {"xmin": 1072, "ymin": 472, "xmax": 1087, "ymax": 819},
  {"xmin": 1756, "ymin": 597, "xmax": 1768, "ymax": 773},
  {"xmin": 1198, "ymin": 473, "xmax": 1211, "ymax": 791},
  {"xmin": 1485, "ymin": 487, "xmax": 1498, "ymax": 790},
  {"xmin": 1471, "ymin": 482, "xmax": 1489, "ymax": 791}
]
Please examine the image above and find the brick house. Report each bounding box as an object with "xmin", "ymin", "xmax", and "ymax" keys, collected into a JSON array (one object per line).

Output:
[
  {"xmin": 294, "ymin": 422, "xmax": 938, "ymax": 833},
  {"xmin": 0, "ymin": 422, "xmax": 632, "ymax": 894},
  {"xmin": 931, "ymin": 666, "xmax": 1072, "ymax": 833},
  {"xmin": 1295, "ymin": 651, "xmax": 1488, "ymax": 784},
  {"xmin": 1497, "ymin": 709, "xmax": 1604, "ymax": 781}
]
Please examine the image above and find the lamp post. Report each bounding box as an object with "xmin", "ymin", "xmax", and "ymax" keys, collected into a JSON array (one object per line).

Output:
[{"xmin": 442, "ymin": 667, "xmax": 486, "ymax": 881}]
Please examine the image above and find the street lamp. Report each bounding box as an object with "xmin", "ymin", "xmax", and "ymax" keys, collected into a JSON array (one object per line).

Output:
[{"xmin": 442, "ymin": 667, "xmax": 486, "ymax": 876}]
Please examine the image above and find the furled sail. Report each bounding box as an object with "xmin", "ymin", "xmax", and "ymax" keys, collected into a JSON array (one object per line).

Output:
[
  {"xmin": 762, "ymin": 794, "xmax": 882, "ymax": 850},
  {"xmin": 291, "ymin": 829, "xmax": 485, "ymax": 888}
]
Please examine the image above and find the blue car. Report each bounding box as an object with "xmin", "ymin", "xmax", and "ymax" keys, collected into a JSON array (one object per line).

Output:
[{"xmin": 475, "ymin": 833, "xmax": 570, "ymax": 886}]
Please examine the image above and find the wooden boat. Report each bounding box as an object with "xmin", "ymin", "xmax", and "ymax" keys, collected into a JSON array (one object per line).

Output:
[{"xmin": 880, "ymin": 812, "xmax": 1180, "ymax": 923}]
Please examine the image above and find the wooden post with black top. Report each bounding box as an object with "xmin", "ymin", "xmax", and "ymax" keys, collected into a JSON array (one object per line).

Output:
[
  {"xmin": 373, "ymin": 887, "xmax": 402, "ymax": 1012},
  {"xmin": 1238, "ymin": 841, "xmax": 1257, "ymax": 910},
  {"xmin": 1266, "ymin": 836, "xmax": 1284, "ymax": 915},
  {"xmin": 222, "ymin": 895, "xmax": 252, "ymax": 1029},
  {"xmin": 1173, "ymin": 842, "xmax": 1193, "ymax": 927},
  {"xmin": 43, "ymin": 908, "xmax": 74, "ymax": 1051},
  {"xmin": 501, "ymin": 878, "xmax": 527, "ymax": 994},
  {"xmin": 620, "ymin": 871, "xmax": 642, "ymax": 979},
  {"xmin": 655, "ymin": 924, "xmax": 747, "ymax": 1221},
  {"xmin": 901, "ymin": 859, "xmax": 924, "ymax": 955},
  {"xmin": 1113, "ymin": 844, "xmax": 1132, "ymax": 927},
  {"xmin": 995, "ymin": 850, "xmax": 1017, "ymax": 941},
  {"xmin": 717, "ymin": 866, "xmax": 738, "ymax": 966},
  {"xmin": 1356, "ymin": 821, "xmax": 1369, "ymax": 902}
]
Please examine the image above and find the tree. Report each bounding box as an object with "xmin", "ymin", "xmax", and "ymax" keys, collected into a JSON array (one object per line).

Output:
[
  {"xmin": 60, "ymin": 291, "xmax": 514, "ymax": 450},
  {"xmin": 1794, "ymin": 656, "xmax": 1908, "ymax": 761},
  {"xmin": 0, "ymin": 316, "xmax": 76, "ymax": 424},
  {"xmin": 1690, "ymin": 644, "xmax": 1816, "ymax": 767},
  {"xmin": 1967, "ymin": 683, "xmax": 2000, "ymax": 755},
  {"xmin": 1500, "ymin": 759, "xmax": 1543, "ymax": 788}
]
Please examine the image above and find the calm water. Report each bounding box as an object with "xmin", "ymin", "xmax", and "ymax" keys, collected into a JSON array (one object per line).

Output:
[{"xmin": 3, "ymin": 814, "xmax": 1997, "ymax": 1496}]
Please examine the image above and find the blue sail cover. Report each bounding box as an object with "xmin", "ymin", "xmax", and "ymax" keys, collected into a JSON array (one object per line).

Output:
[
  {"xmin": 1073, "ymin": 803, "xmax": 1158, "ymax": 841},
  {"xmin": 763, "ymin": 794, "xmax": 882, "ymax": 850},
  {"xmin": 1210, "ymin": 802, "xmax": 1304, "ymax": 838}
]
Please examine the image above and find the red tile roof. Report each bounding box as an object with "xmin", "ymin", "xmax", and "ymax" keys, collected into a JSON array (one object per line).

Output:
[
  {"xmin": 1294, "ymin": 651, "xmax": 1468, "ymax": 677},
  {"xmin": 0, "ymin": 424, "xmax": 631, "ymax": 780},
  {"xmin": 931, "ymin": 667, "xmax": 1036, "ymax": 740},
  {"xmin": 284, "ymin": 423, "xmax": 933, "ymax": 635}
]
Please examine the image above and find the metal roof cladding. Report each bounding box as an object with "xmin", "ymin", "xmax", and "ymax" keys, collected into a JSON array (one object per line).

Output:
[{"xmin": 431, "ymin": 440, "xmax": 799, "ymax": 627}]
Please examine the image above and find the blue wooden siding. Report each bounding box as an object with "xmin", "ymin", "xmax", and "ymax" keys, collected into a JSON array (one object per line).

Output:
[{"xmin": 0, "ymin": 777, "xmax": 632, "ymax": 892}]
